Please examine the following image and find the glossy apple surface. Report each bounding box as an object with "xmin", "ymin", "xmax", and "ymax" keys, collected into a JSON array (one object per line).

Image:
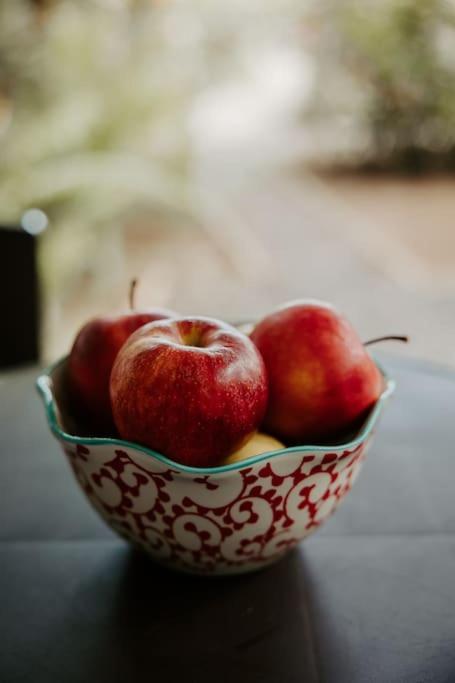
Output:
[
  {"xmin": 68, "ymin": 308, "xmax": 175, "ymax": 433},
  {"xmin": 250, "ymin": 300, "xmax": 383, "ymax": 443},
  {"xmin": 110, "ymin": 317, "xmax": 268, "ymax": 467}
]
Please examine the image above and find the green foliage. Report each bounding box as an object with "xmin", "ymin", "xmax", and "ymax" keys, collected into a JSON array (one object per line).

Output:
[
  {"xmin": 0, "ymin": 1, "xmax": 214, "ymax": 293},
  {"xmin": 306, "ymin": 0, "xmax": 455, "ymax": 172}
]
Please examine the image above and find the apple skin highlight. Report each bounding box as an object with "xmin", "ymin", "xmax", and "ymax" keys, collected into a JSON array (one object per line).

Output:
[{"xmin": 110, "ymin": 317, "xmax": 269, "ymax": 467}]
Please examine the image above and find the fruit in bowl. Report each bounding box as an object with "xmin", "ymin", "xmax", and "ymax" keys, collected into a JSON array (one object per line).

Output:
[
  {"xmin": 250, "ymin": 300, "xmax": 383, "ymax": 444},
  {"xmin": 110, "ymin": 316, "xmax": 268, "ymax": 467},
  {"xmin": 224, "ymin": 432, "xmax": 285, "ymax": 465},
  {"xmin": 68, "ymin": 280, "xmax": 175, "ymax": 433},
  {"xmin": 37, "ymin": 297, "xmax": 398, "ymax": 575}
]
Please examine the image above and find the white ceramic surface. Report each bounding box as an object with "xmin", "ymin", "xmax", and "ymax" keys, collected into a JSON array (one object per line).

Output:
[{"xmin": 37, "ymin": 358, "xmax": 394, "ymax": 574}]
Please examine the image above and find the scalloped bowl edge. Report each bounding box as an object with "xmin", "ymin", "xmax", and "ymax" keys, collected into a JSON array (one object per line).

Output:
[
  {"xmin": 36, "ymin": 355, "xmax": 395, "ymax": 476},
  {"xmin": 36, "ymin": 356, "xmax": 395, "ymax": 574}
]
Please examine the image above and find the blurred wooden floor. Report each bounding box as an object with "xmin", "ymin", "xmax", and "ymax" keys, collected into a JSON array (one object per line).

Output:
[{"xmin": 43, "ymin": 172, "xmax": 455, "ymax": 368}]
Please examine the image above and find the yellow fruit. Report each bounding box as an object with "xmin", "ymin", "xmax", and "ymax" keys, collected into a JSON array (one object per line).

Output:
[{"xmin": 224, "ymin": 432, "xmax": 284, "ymax": 464}]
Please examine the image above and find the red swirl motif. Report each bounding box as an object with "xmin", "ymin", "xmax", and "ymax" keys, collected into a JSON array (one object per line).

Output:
[{"xmin": 63, "ymin": 440, "xmax": 368, "ymax": 573}]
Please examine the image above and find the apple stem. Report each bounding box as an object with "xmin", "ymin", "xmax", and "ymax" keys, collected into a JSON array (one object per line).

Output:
[
  {"xmin": 129, "ymin": 278, "xmax": 138, "ymax": 310},
  {"xmin": 364, "ymin": 335, "xmax": 409, "ymax": 347}
]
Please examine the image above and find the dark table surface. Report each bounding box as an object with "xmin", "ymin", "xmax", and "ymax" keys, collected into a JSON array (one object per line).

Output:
[{"xmin": 1, "ymin": 354, "xmax": 455, "ymax": 683}]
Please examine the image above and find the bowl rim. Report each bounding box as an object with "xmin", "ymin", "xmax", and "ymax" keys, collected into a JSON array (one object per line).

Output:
[{"xmin": 36, "ymin": 356, "xmax": 395, "ymax": 475}]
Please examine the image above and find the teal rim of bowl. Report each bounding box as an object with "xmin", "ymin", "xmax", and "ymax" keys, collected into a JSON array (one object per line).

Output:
[{"xmin": 36, "ymin": 356, "xmax": 395, "ymax": 476}]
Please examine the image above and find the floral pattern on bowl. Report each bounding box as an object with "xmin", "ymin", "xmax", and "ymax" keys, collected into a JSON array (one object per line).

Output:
[{"xmin": 37, "ymin": 357, "xmax": 394, "ymax": 575}]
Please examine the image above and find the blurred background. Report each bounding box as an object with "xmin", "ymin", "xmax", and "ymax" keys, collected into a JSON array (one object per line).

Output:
[{"xmin": 1, "ymin": 0, "xmax": 454, "ymax": 367}]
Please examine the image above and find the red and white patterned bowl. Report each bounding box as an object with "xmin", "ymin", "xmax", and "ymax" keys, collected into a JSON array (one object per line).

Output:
[{"xmin": 37, "ymin": 357, "xmax": 394, "ymax": 575}]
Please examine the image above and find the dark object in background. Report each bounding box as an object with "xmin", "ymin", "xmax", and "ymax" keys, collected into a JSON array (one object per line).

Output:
[{"xmin": 0, "ymin": 226, "xmax": 40, "ymax": 368}]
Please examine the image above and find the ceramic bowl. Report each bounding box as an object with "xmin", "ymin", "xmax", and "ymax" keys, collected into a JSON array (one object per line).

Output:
[{"xmin": 37, "ymin": 357, "xmax": 394, "ymax": 575}]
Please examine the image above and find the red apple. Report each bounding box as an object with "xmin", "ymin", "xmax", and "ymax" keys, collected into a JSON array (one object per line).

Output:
[
  {"xmin": 68, "ymin": 306, "xmax": 175, "ymax": 433},
  {"xmin": 110, "ymin": 317, "xmax": 268, "ymax": 467},
  {"xmin": 250, "ymin": 300, "xmax": 383, "ymax": 443}
]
